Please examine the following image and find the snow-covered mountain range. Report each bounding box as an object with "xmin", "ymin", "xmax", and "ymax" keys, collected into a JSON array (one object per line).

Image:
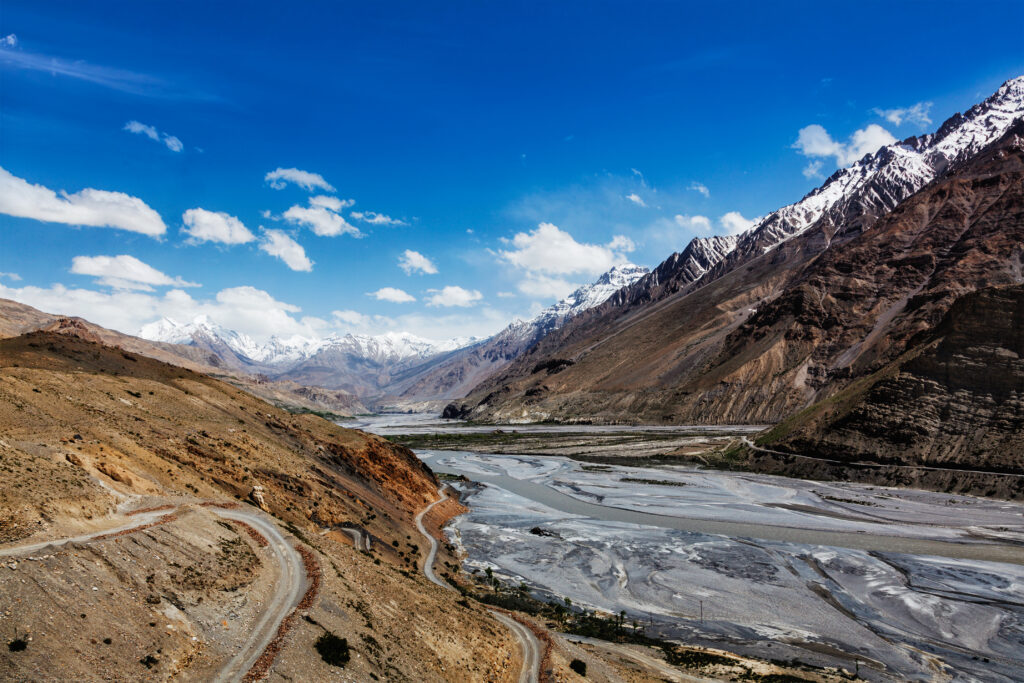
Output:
[
  {"xmin": 140, "ymin": 316, "xmax": 473, "ymax": 370},
  {"xmin": 138, "ymin": 263, "xmax": 648, "ymax": 400}
]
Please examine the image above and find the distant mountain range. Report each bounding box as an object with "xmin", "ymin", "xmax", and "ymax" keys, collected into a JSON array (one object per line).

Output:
[{"xmin": 139, "ymin": 263, "xmax": 649, "ymax": 402}]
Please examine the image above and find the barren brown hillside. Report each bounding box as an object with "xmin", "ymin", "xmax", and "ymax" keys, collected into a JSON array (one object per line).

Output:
[{"xmin": 0, "ymin": 330, "xmax": 521, "ymax": 681}]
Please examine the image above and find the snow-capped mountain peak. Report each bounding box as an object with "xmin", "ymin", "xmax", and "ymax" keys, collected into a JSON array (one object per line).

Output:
[{"xmin": 728, "ymin": 75, "xmax": 1024, "ymax": 259}]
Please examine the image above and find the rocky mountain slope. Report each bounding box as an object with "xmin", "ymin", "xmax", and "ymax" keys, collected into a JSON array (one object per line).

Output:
[
  {"xmin": 0, "ymin": 326, "xmax": 522, "ymax": 681},
  {"xmin": 451, "ymin": 78, "xmax": 1024, "ymax": 447},
  {"xmin": 764, "ymin": 284, "xmax": 1024, "ymax": 480},
  {"xmin": 386, "ymin": 264, "xmax": 649, "ymax": 405}
]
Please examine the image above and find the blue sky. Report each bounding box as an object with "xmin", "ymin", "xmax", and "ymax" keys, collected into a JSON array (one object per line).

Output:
[{"xmin": 1, "ymin": 1, "xmax": 1022, "ymax": 341}]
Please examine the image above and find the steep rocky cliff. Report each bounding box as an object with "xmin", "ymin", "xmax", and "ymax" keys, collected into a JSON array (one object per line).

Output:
[{"xmin": 769, "ymin": 285, "xmax": 1024, "ymax": 475}]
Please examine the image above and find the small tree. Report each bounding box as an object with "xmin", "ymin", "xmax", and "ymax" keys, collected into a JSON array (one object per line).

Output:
[
  {"xmin": 315, "ymin": 632, "xmax": 350, "ymax": 667},
  {"xmin": 569, "ymin": 658, "xmax": 587, "ymax": 677}
]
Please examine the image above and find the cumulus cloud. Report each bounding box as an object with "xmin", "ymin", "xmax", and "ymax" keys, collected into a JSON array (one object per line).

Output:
[
  {"xmin": 426, "ymin": 285, "xmax": 483, "ymax": 307},
  {"xmin": 264, "ymin": 167, "xmax": 335, "ymax": 192},
  {"xmin": 873, "ymin": 101, "xmax": 933, "ymax": 128},
  {"xmin": 369, "ymin": 287, "xmax": 416, "ymax": 303},
  {"xmin": 688, "ymin": 181, "xmax": 710, "ymax": 197},
  {"xmin": 499, "ymin": 223, "xmax": 634, "ymax": 277},
  {"xmin": 674, "ymin": 214, "xmax": 713, "ymax": 232},
  {"xmin": 351, "ymin": 210, "xmax": 406, "ymax": 226},
  {"xmin": 398, "ymin": 249, "xmax": 438, "ymax": 275},
  {"xmin": 259, "ymin": 229, "xmax": 312, "ymax": 271},
  {"xmin": 625, "ymin": 193, "xmax": 646, "ymax": 207},
  {"xmin": 0, "ymin": 272, "xmax": 21, "ymax": 281},
  {"xmin": 0, "ymin": 166, "xmax": 166, "ymax": 236},
  {"xmin": 283, "ymin": 196, "xmax": 361, "ymax": 237},
  {"xmin": 182, "ymin": 208, "xmax": 255, "ymax": 244},
  {"xmin": 70, "ymin": 254, "xmax": 199, "ymax": 291},
  {"xmin": 123, "ymin": 120, "xmax": 183, "ymax": 152},
  {"xmin": 792, "ymin": 123, "xmax": 896, "ymax": 168},
  {"xmin": 720, "ymin": 211, "xmax": 756, "ymax": 235}
]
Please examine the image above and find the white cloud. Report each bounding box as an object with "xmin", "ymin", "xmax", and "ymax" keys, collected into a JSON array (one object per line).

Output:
[
  {"xmin": 182, "ymin": 208, "xmax": 255, "ymax": 244},
  {"xmin": 309, "ymin": 195, "xmax": 354, "ymax": 211},
  {"xmin": 351, "ymin": 210, "xmax": 405, "ymax": 226},
  {"xmin": 720, "ymin": 211, "xmax": 756, "ymax": 235},
  {"xmin": 802, "ymin": 160, "xmax": 824, "ymax": 179},
  {"xmin": 283, "ymin": 196, "xmax": 361, "ymax": 237},
  {"xmin": 792, "ymin": 123, "xmax": 896, "ymax": 167},
  {"xmin": 259, "ymin": 229, "xmax": 312, "ymax": 271},
  {"xmin": 265, "ymin": 167, "xmax": 334, "ymax": 192},
  {"xmin": 687, "ymin": 181, "xmax": 710, "ymax": 197},
  {"xmin": 124, "ymin": 120, "xmax": 158, "ymax": 141},
  {"xmin": 516, "ymin": 274, "xmax": 578, "ymax": 300},
  {"xmin": 426, "ymin": 285, "xmax": 483, "ymax": 308},
  {"xmin": 161, "ymin": 134, "xmax": 183, "ymax": 152},
  {"xmin": 0, "ymin": 272, "xmax": 21, "ymax": 281},
  {"xmin": 674, "ymin": 214, "xmax": 713, "ymax": 232},
  {"xmin": 499, "ymin": 223, "xmax": 633, "ymax": 276},
  {"xmin": 123, "ymin": 120, "xmax": 183, "ymax": 152},
  {"xmin": 1, "ymin": 34, "xmax": 17, "ymax": 48},
  {"xmin": 369, "ymin": 287, "xmax": 416, "ymax": 303},
  {"xmin": 0, "ymin": 166, "xmax": 166, "ymax": 236},
  {"xmin": 873, "ymin": 101, "xmax": 932, "ymax": 128},
  {"xmin": 398, "ymin": 249, "xmax": 438, "ymax": 275},
  {"xmin": 607, "ymin": 235, "xmax": 636, "ymax": 252},
  {"xmin": 625, "ymin": 193, "xmax": 646, "ymax": 207},
  {"xmin": 70, "ymin": 254, "xmax": 199, "ymax": 291}
]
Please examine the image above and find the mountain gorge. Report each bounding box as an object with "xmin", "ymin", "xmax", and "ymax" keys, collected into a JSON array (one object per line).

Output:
[{"xmin": 448, "ymin": 77, "xmax": 1024, "ymax": 479}]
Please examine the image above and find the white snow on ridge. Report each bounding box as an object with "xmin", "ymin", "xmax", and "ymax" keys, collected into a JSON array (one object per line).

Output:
[
  {"xmin": 733, "ymin": 75, "xmax": 1024, "ymax": 255},
  {"xmin": 139, "ymin": 316, "xmax": 475, "ymax": 367}
]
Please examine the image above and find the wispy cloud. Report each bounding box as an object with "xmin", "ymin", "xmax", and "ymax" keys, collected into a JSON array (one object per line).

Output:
[
  {"xmin": 873, "ymin": 101, "xmax": 933, "ymax": 128},
  {"xmin": 351, "ymin": 210, "xmax": 406, "ymax": 226},
  {"xmin": 0, "ymin": 39, "xmax": 213, "ymax": 100},
  {"xmin": 124, "ymin": 120, "xmax": 183, "ymax": 152},
  {"xmin": 265, "ymin": 167, "xmax": 334, "ymax": 192},
  {"xmin": 625, "ymin": 192, "xmax": 646, "ymax": 207},
  {"xmin": 687, "ymin": 181, "xmax": 710, "ymax": 197}
]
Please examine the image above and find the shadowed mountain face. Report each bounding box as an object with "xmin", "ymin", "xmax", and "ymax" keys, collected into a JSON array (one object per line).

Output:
[
  {"xmin": 451, "ymin": 83, "xmax": 1024, "ymax": 452},
  {"xmin": 767, "ymin": 284, "xmax": 1024, "ymax": 478}
]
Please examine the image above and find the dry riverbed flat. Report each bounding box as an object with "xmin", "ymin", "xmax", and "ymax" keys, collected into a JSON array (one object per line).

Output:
[{"xmin": 360, "ymin": 416, "xmax": 1024, "ymax": 682}]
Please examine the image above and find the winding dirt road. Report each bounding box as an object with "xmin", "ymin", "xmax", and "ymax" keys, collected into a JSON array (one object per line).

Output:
[
  {"xmin": 415, "ymin": 486, "xmax": 542, "ymax": 683},
  {"xmin": 0, "ymin": 501, "xmax": 307, "ymax": 683},
  {"xmin": 210, "ymin": 507, "xmax": 307, "ymax": 683}
]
